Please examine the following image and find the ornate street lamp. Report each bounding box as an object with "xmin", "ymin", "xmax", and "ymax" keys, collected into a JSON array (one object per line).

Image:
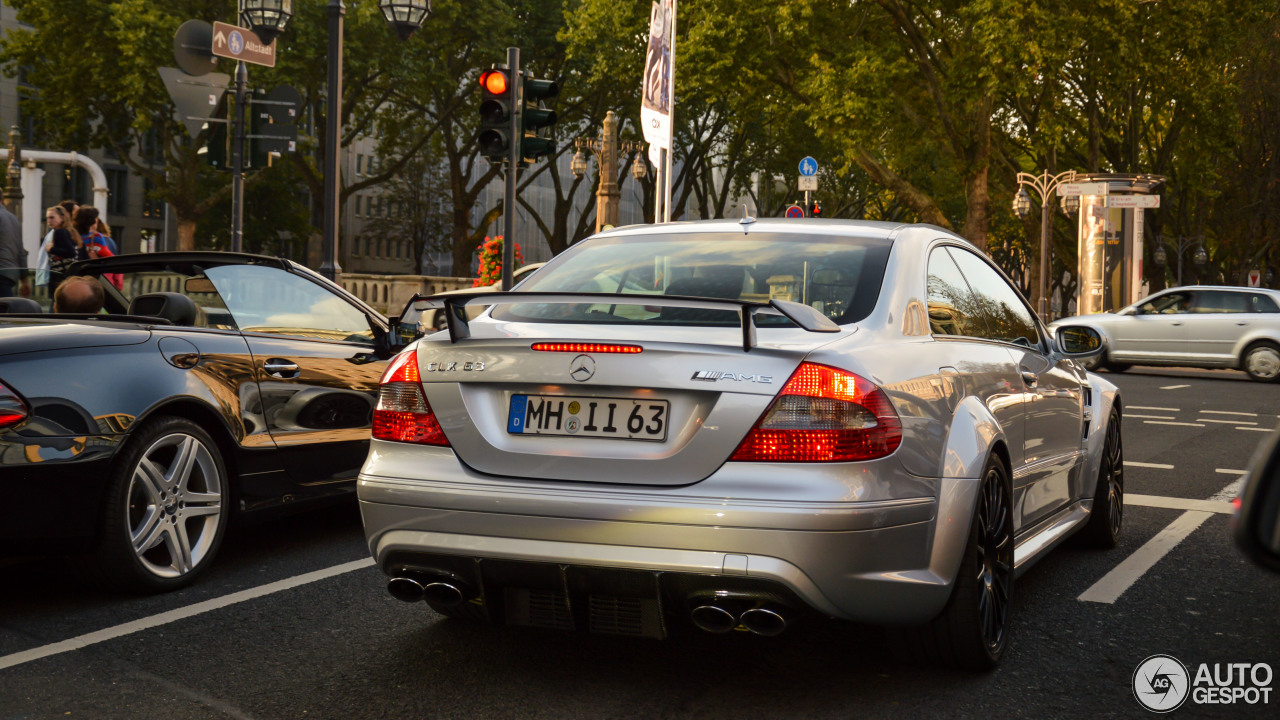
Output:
[
  {"xmin": 1193, "ymin": 246, "xmax": 1209, "ymax": 267},
  {"xmin": 1011, "ymin": 187, "xmax": 1032, "ymax": 220},
  {"xmin": 379, "ymin": 0, "xmax": 432, "ymax": 41},
  {"xmin": 1153, "ymin": 244, "xmax": 1168, "ymax": 268},
  {"xmin": 240, "ymin": 0, "xmax": 293, "ymax": 44},
  {"xmin": 1154, "ymin": 235, "xmax": 1206, "ymax": 286},
  {"xmin": 1060, "ymin": 193, "xmax": 1080, "ymax": 218},
  {"xmin": 570, "ymin": 149, "xmax": 588, "ymax": 179},
  {"xmin": 631, "ymin": 156, "xmax": 647, "ymax": 180}
]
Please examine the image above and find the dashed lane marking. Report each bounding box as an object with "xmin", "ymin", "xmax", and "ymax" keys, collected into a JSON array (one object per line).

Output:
[
  {"xmin": 1200, "ymin": 418, "xmax": 1258, "ymax": 425},
  {"xmin": 1124, "ymin": 461, "xmax": 1174, "ymax": 469},
  {"xmin": 1215, "ymin": 468, "xmax": 1248, "ymax": 475},
  {"xmin": 1142, "ymin": 420, "xmax": 1204, "ymax": 427},
  {"xmin": 1128, "ymin": 414, "xmax": 1176, "ymax": 420},
  {"xmin": 1160, "ymin": 384, "xmax": 1191, "ymax": 390},
  {"xmin": 1239, "ymin": 427, "xmax": 1273, "ymax": 432},
  {"xmin": 0, "ymin": 558, "xmax": 376, "ymax": 671},
  {"xmin": 1201, "ymin": 410, "xmax": 1258, "ymax": 417},
  {"xmin": 1080, "ymin": 480, "xmax": 1239, "ymax": 604},
  {"xmin": 1129, "ymin": 406, "xmax": 1180, "ymax": 412}
]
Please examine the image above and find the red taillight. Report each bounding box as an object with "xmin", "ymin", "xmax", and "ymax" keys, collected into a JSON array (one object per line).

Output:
[
  {"xmin": 372, "ymin": 351, "xmax": 449, "ymax": 446},
  {"xmin": 531, "ymin": 343, "xmax": 642, "ymax": 354},
  {"xmin": 0, "ymin": 379, "xmax": 29, "ymax": 430},
  {"xmin": 730, "ymin": 363, "xmax": 901, "ymax": 462}
]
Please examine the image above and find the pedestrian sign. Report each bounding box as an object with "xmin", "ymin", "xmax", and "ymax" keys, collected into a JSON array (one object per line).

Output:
[
  {"xmin": 211, "ymin": 21, "xmax": 276, "ymax": 67},
  {"xmin": 785, "ymin": 204, "xmax": 805, "ymax": 219},
  {"xmin": 798, "ymin": 157, "xmax": 818, "ymax": 177}
]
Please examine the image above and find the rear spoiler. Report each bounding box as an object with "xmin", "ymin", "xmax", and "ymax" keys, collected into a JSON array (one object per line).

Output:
[{"xmin": 396, "ymin": 291, "xmax": 841, "ymax": 352}]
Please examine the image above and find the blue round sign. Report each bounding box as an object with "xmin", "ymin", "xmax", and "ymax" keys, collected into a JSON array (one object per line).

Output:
[
  {"xmin": 798, "ymin": 156, "xmax": 818, "ymax": 177},
  {"xmin": 228, "ymin": 31, "xmax": 245, "ymax": 55},
  {"xmin": 785, "ymin": 204, "xmax": 805, "ymax": 218}
]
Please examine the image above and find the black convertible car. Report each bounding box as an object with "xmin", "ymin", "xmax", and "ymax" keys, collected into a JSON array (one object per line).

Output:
[{"xmin": 0, "ymin": 252, "xmax": 412, "ymax": 592}]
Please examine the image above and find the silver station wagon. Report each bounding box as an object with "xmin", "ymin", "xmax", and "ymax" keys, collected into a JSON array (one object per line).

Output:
[
  {"xmin": 1052, "ymin": 286, "xmax": 1280, "ymax": 381},
  {"xmin": 358, "ymin": 218, "xmax": 1122, "ymax": 670}
]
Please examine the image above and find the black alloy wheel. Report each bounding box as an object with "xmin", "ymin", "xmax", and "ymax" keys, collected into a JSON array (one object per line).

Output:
[
  {"xmin": 974, "ymin": 462, "xmax": 1013, "ymax": 654},
  {"xmin": 1081, "ymin": 410, "xmax": 1124, "ymax": 548}
]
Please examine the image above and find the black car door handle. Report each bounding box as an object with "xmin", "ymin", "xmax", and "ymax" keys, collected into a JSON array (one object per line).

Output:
[
  {"xmin": 264, "ymin": 359, "xmax": 300, "ymax": 378},
  {"xmin": 1021, "ymin": 371, "xmax": 1038, "ymax": 386}
]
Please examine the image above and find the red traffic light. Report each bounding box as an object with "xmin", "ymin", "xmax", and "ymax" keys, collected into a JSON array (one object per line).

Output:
[
  {"xmin": 810, "ymin": 202, "xmax": 822, "ymax": 217},
  {"xmin": 480, "ymin": 70, "xmax": 508, "ymax": 96}
]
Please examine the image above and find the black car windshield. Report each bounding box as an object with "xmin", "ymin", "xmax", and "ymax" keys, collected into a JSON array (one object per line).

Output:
[{"xmin": 492, "ymin": 232, "xmax": 893, "ymax": 327}]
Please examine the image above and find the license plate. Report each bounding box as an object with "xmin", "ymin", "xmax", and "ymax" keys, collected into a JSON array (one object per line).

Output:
[{"xmin": 507, "ymin": 394, "xmax": 669, "ymax": 441}]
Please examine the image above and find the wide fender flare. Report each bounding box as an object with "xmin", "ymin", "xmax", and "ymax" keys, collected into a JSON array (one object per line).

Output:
[
  {"xmin": 925, "ymin": 395, "xmax": 1008, "ymax": 596},
  {"xmin": 1080, "ymin": 371, "xmax": 1122, "ymax": 500}
]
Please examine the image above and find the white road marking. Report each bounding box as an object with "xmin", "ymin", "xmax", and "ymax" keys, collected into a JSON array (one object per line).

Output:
[
  {"xmin": 1129, "ymin": 406, "xmax": 1180, "ymax": 412},
  {"xmin": 1160, "ymin": 384, "xmax": 1191, "ymax": 390},
  {"xmin": 1239, "ymin": 427, "xmax": 1273, "ymax": 432},
  {"xmin": 1079, "ymin": 480, "xmax": 1239, "ymax": 605},
  {"xmin": 1210, "ymin": 478, "xmax": 1245, "ymax": 502},
  {"xmin": 1125, "ymin": 494, "xmax": 1233, "ymax": 514},
  {"xmin": 1128, "ymin": 414, "xmax": 1176, "ymax": 420},
  {"xmin": 1215, "ymin": 468, "xmax": 1248, "ymax": 475},
  {"xmin": 1124, "ymin": 461, "xmax": 1175, "ymax": 469},
  {"xmin": 1201, "ymin": 410, "xmax": 1258, "ymax": 417},
  {"xmin": 1200, "ymin": 418, "xmax": 1258, "ymax": 425},
  {"xmin": 1078, "ymin": 511, "xmax": 1213, "ymax": 604},
  {"xmin": 1142, "ymin": 420, "xmax": 1205, "ymax": 427},
  {"xmin": 0, "ymin": 558, "xmax": 375, "ymax": 672}
]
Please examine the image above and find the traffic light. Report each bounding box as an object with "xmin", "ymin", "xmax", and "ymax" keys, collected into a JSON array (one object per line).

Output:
[
  {"xmin": 478, "ymin": 67, "xmax": 516, "ymax": 163},
  {"xmin": 201, "ymin": 97, "xmax": 230, "ymax": 170},
  {"xmin": 810, "ymin": 201, "xmax": 822, "ymax": 217},
  {"xmin": 520, "ymin": 74, "xmax": 559, "ymax": 164}
]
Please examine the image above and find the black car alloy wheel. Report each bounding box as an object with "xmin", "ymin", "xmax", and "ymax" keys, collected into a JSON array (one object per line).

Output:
[{"xmin": 975, "ymin": 462, "xmax": 1013, "ymax": 653}]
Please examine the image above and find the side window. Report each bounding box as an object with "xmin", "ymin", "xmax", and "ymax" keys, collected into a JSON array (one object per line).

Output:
[
  {"xmin": 206, "ymin": 265, "xmax": 374, "ymax": 343},
  {"xmin": 926, "ymin": 248, "xmax": 986, "ymax": 337},
  {"xmin": 946, "ymin": 247, "xmax": 1040, "ymax": 348},
  {"xmin": 1192, "ymin": 291, "xmax": 1249, "ymax": 314},
  {"xmin": 1248, "ymin": 293, "xmax": 1279, "ymax": 313},
  {"xmin": 1140, "ymin": 291, "xmax": 1191, "ymax": 314}
]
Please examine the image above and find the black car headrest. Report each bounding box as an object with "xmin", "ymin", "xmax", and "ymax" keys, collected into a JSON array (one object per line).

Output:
[
  {"xmin": 0, "ymin": 297, "xmax": 42, "ymax": 313},
  {"xmin": 128, "ymin": 292, "xmax": 199, "ymax": 326}
]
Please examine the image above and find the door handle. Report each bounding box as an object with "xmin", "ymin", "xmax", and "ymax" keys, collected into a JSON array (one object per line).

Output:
[
  {"xmin": 1170, "ymin": 322, "xmax": 1183, "ymax": 326},
  {"xmin": 1237, "ymin": 322, "xmax": 1249, "ymax": 326},
  {"xmin": 1021, "ymin": 371, "xmax": 1038, "ymax": 386},
  {"xmin": 264, "ymin": 359, "xmax": 300, "ymax": 378}
]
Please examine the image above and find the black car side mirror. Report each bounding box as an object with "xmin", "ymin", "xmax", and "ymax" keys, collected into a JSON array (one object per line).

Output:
[
  {"xmin": 1054, "ymin": 325, "xmax": 1103, "ymax": 358},
  {"xmin": 1234, "ymin": 428, "xmax": 1280, "ymax": 574}
]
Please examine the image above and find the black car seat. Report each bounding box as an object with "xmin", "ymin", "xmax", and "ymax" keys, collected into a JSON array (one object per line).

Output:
[
  {"xmin": 129, "ymin": 292, "xmax": 199, "ymax": 326},
  {"xmin": 0, "ymin": 297, "xmax": 42, "ymax": 313},
  {"xmin": 660, "ymin": 266, "xmax": 747, "ymax": 322}
]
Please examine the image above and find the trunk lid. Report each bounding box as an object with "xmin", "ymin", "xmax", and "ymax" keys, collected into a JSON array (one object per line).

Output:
[{"xmin": 0, "ymin": 318, "xmax": 152, "ymax": 357}]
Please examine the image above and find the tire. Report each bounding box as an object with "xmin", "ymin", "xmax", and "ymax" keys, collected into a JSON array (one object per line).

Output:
[
  {"xmin": 1079, "ymin": 410, "xmax": 1123, "ymax": 548},
  {"xmin": 92, "ymin": 417, "xmax": 230, "ymax": 593},
  {"xmin": 1079, "ymin": 352, "xmax": 1105, "ymax": 371},
  {"xmin": 890, "ymin": 454, "xmax": 1013, "ymax": 671},
  {"xmin": 1105, "ymin": 362, "xmax": 1131, "ymax": 373},
  {"xmin": 1241, "ymin": 341, "xmax": 1280, "ymax": 382}
]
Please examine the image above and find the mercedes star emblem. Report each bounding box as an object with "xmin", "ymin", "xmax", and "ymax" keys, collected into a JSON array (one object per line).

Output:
[{"xmin": 569, "ymin": 354, "xmax": 596, "ymax": 382}]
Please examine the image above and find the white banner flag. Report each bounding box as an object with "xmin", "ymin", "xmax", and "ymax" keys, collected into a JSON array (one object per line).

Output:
[{"xmin": 641, "ymin": 0, "xmax": 674, "ymax": 152}]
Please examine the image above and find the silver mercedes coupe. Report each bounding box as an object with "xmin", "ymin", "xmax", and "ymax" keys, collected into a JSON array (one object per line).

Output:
[{"xmin": 357, "ymin": 218, "xmax": 1122, "ymax": 670}]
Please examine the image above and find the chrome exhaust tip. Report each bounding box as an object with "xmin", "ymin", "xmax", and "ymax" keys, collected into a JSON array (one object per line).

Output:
[
  {"xmin": 422, "ymin": 581, "xmax": 465, "ymax": 608},
  {"xmin": 387, "ymin": 576, "xmax": 426, "ymax": 603},
  {"xmin": 740, "ymin": 607, "xmax": 788, "ymax": 636},
  {"xmin": 690, "ymin": 605, "xmax": 738, "ymax": 633}
]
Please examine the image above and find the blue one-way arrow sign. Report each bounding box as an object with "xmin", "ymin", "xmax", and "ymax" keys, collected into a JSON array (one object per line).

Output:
[{"xmin": 799, "ymin": 156, "xmax": 818, "ymax": 177}]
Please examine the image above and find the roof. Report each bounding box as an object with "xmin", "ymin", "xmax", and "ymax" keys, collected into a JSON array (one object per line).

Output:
[{"xmin": 590, "ymin": 217, "xmax": 912, "ymax": 242}]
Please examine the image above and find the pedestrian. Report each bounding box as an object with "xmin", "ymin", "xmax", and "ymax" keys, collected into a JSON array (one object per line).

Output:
[
  {"xmin": 52, "ymin": 275, "xmax": 103, "ymax": 314},
  {"xmin": 74, "ymin": 206, "xmax": 122, "ymax": 290},
  {"xmin": 59, "ymin": 198, "xmax": 78, "ymax": 220},
  {"xmin": 0, "ymin": 200, "xmax": 24, "ymax": 297},
  {"xmin": 93, "ymin": 216, "xmax": 118, "ymax": 255},
  {"xmin": 44, "ymin": 205, "xmax": 84, "ymax": 275}
]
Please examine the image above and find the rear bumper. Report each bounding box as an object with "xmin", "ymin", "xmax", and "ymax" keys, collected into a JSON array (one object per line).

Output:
[
  {"xmin": 358, "ymin": 442, "xmax": 981, "ymax": 625},
  {"xmin": 0, "ymin": 438, "xmax": 117, "ymax": 551}
]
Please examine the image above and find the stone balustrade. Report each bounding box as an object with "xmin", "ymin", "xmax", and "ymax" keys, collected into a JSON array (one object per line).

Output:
[{"xmin": 340, "ymin": 274, "xmax": 475, "ymax": 314}]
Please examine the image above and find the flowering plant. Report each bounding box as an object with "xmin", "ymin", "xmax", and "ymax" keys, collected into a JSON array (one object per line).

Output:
[{"xmin": 474, "ymin": 235, "xmax": 524, "ymax": 287}]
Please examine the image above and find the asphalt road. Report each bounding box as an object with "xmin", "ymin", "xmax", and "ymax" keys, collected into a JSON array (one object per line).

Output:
[{"xmin": 2, "ymin": 366, "xmax": 1279, "ymax": 719}]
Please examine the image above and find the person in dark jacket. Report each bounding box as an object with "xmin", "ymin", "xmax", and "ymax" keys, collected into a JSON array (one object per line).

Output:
[
  {"xmin": 44, "ymin": 205, "xmax": 84, "ymax": 273},
  {"xmin": 0, "ymin": 202, "xmax": 22, "ymax": 297}
]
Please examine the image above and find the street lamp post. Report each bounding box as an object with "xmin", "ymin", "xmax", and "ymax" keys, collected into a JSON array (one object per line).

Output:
[
  {"xmin": 1152, "ymin": 235, "xmax": 1207, "ymax": 287},
  {"xmin": 571, "ymin": 111, "xmax": 646, "ymax": 234},
  {"xmin": 240, "ymin": 0, "xmax": 430, "ymax": 281},
  {"xmin": 1012, "ymin": 170, "xmax": 1078, "ymax": 320}
]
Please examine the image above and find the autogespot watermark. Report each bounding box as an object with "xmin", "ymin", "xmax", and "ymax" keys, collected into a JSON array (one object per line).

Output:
[{"xmin": 1133, "ymin": 654, "xmax": 1273, "ymax": 713}]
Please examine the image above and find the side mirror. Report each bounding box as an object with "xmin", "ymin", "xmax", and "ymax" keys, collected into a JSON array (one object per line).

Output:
[
  {"xmin": 1234, "ymin": 429, "xmax": 1280, "ymax": 573},
  {"xmin": 1055, "ymin": 325, "xmax": 1103, "ymax": 357}
]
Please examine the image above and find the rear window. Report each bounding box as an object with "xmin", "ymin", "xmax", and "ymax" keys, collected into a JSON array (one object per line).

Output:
[{"xmin": 492, "ymin": 232, "xmax": 892, "ymax": 327}]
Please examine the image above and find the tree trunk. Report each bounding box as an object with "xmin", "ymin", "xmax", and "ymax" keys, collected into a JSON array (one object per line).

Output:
[
  {"xmin": 961, "ymin": 163, "xmax": 990, "ymax": 254},
  {"xmin": 176, "ymin": 218, "xmax": 197, "ymax": 252}
]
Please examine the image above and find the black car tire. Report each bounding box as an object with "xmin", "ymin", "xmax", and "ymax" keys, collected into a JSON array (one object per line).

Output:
[
  {"xmin": 1079, "ymin": 410, "xmax": 1124, "ymax": 549},
  {"xmin": 92, "ymin": 416, "xmax": 230, "ymax": 593},
  {"xmin": 1241, "ymin": 341, "xmax": 1280, "ymax": 382},
  {"xmin": 890, "ymin": 454, "xmax": 1013, "ymax": 671}
]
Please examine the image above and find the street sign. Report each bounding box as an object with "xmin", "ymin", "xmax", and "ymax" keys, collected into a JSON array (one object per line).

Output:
[
  {"xmin": 173, "ymin": 20, "xmax": 218, "ymax": 76},
  {"xmin": 211, "ymin": 21, "xmax": 276, "ymax": 67},
  {"xmin": 1106, "ymin": 195, "xmax": 1161, "ymax": 209},
  {"xmin": 254, "ymin": 85, "xmax": 302, "ymax": 123},
  {"xmin": 1056, "ymin": 182, "xmax": 1108, "ymax": 196},
  {"xmin": 1248, "ymin": 270, "xmax": 1262, "ymax": 288},
  {"xmin": 798, "ymin": 175, "xmax": 817, "ymax": 191},
  {"xmin": 158, "ymin": 66, "xmax": 231, "ymax": 139},
  {"xmin": 798, "ymin": 156, "xmax": 818, "ymax": 177},
  {"xmin": 785, "ymin": 204, "xmax": 805, "ymax": 218}
]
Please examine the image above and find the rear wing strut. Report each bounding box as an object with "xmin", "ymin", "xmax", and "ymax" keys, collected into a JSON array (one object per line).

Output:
[{"xmin": 395, "ymin": 291, "xmax": 841, "ymax": 352}]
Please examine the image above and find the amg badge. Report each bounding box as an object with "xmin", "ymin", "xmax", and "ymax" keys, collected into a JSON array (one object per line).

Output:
[{"xmin": 691, "ymin": 370, "xmax": 772, "ymax": 383}]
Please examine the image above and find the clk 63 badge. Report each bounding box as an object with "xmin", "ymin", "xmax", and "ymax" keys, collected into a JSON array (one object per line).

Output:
[{"xmin": 424, "ymin": 361, "xmax": 485, "ymax": 372}]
